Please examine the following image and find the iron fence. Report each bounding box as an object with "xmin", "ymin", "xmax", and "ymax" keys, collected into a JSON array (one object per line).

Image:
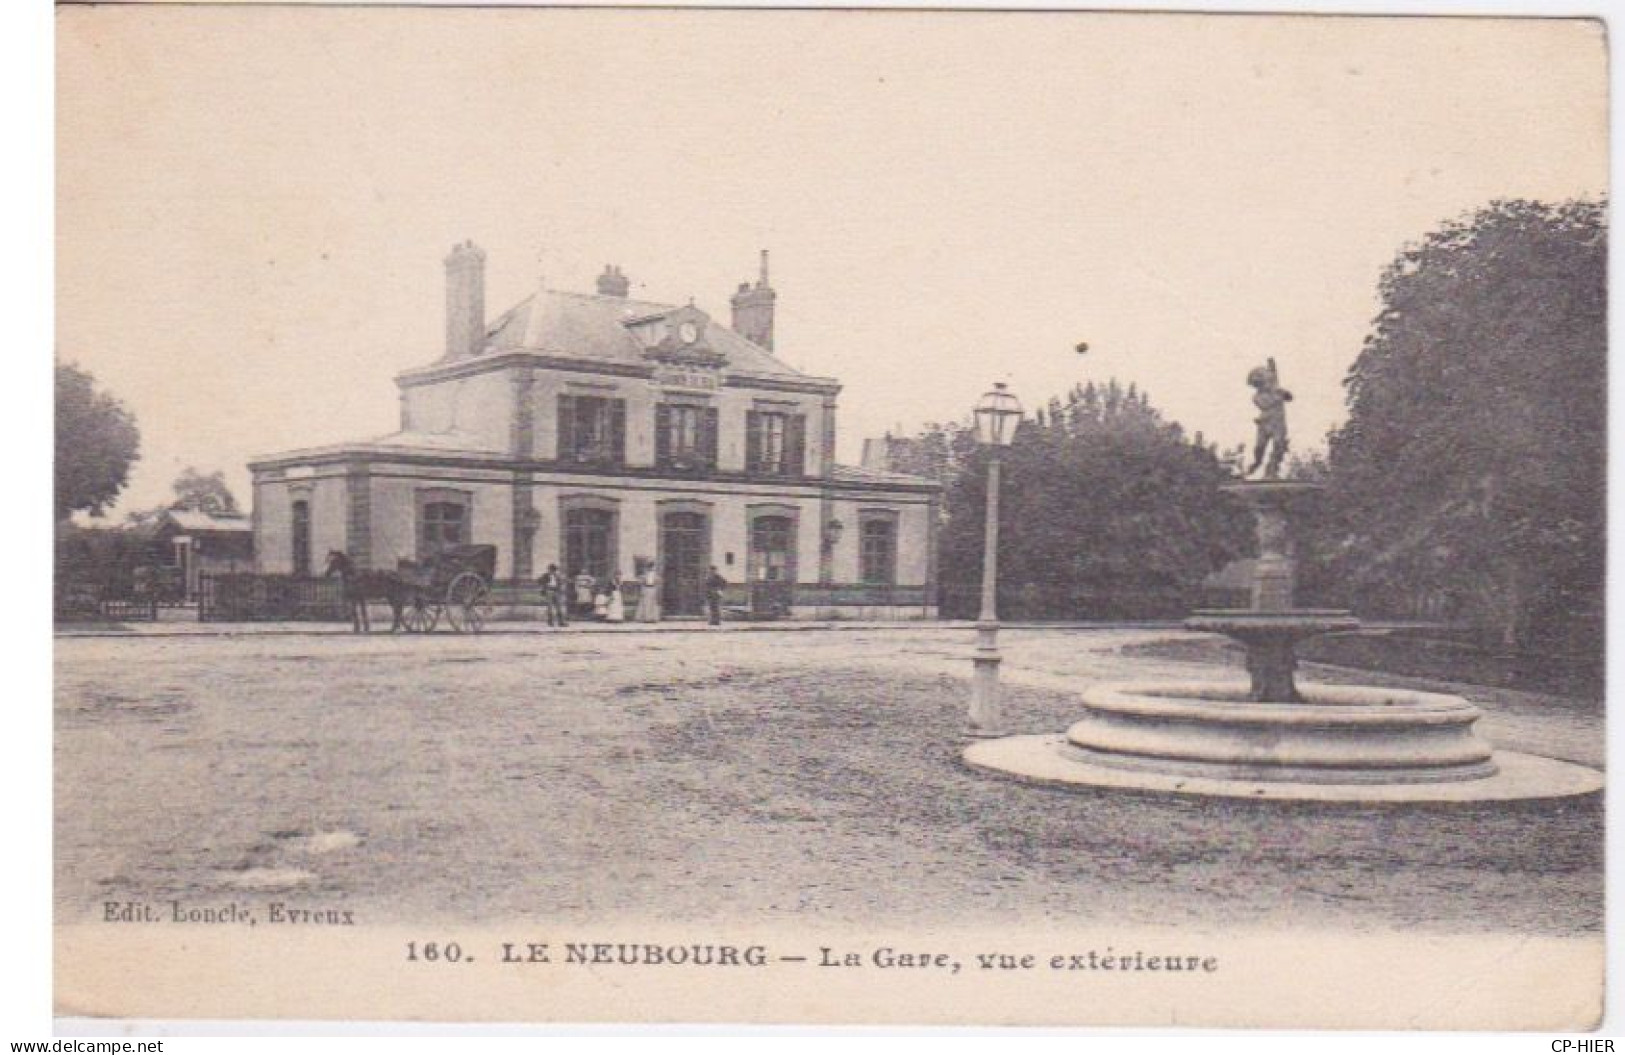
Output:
[
  {"xmin": 100, "ymin": 598, "xmax": 158, "ymax": 621},
  {"xmin": 198, "ymin": 573, "xmax": 348, "ymax": 623},
  {"xmin": 936, "ymin": 583, "xmax": 1200, "ymax": 622},
  {"xmin": 54, "ymin": 583, "xmax": 162, "ymax": 623}
]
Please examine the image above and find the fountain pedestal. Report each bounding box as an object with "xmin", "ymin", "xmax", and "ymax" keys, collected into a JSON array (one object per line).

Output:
[
  {"xmin": 1187, "ymin": 480, "xmax": 1356, "ymax": 702},
  {"xmin": 1184, "ymin": 610, "xmax": 1358, "ymax": 702}
]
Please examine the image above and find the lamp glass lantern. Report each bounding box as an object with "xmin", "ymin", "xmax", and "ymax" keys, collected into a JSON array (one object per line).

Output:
[{"xmin": 973, "ymin": 382, "xmax": 1023, "ymax": 447}]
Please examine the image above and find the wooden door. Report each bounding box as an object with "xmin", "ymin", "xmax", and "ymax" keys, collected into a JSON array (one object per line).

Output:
[{"xmin": 660, "ymin": 512, "xmax": 708, "ymax": 616}]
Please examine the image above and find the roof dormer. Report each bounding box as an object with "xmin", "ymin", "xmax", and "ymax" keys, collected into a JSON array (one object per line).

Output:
[{"xmin": 634, "ymin": 305, "xmax": 727, "ymax": 368}]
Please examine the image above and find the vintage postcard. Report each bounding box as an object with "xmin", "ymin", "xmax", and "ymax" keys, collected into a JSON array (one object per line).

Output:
[{"xmin": 54, "ymin": 3, "xmax": 1607, "ymax": 1030}]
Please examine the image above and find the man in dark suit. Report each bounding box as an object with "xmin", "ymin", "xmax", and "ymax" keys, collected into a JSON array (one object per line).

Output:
[
  {"xmin": 538, "ymin": 563, "xmax": 568, "ymax": 627},
  {"xmin": 706, "ymin": 566, "xmax": 727, "ymax": 626}
]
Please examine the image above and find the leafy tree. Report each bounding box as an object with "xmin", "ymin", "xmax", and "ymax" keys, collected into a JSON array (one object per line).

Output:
[
  {"xmin": 932, "ymin": 380, "xmax": 1250, "ymax": 619},
  {"xmin": 168, "ymin": 467, "xmax": 239, "ymax": 515},
  {"xmin": 881, "ymin": 421, "xmax": 978, "ymax": 505},
  {"xmin": 1321, "ymin": 199, "xmax": 1604, "ymax": 651},
  {"xmin": 55, "ymin": 362, "xmax": 140, "ymax": 521}
]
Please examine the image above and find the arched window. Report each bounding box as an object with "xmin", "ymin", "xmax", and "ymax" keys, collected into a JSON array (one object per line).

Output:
[
  {"xmin": 557, "ymin": 394, "xmax": 626, "ymax": 465},
  {"xmin": 655, "ymin": 403, "xmax": 719, "ymax": 469},
  {"xmin": 422, "ymin": 502, "xmax": 466, "ymax": 555},
  {"xmin": 860, "ymin": 517, "xmax": 897, "ymax": 586},
  {"xmin": 290, "ymin": 499, "xmax": 311, "ymax": 577},
  {"xmin": 416, "ymin": 490, "xmax": 471, "ymax": 560},
  {"xmin": 564, "ymin": 507, "xmax": 615, "ymax": 582},
  {"xmin": 749, "ymin": 515, "xmax": 794, "ymax": 583},
  {"xmin": 746, "ymin": 411, "xmax": 807, "ymax": 476}
]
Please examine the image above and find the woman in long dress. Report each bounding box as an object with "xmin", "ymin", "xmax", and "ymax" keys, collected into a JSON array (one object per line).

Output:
[
  {"xmin": 605, "ymin": 573, "xmax": 625, "ymax": 623},
  {"xmin": 635, "ymin": 559, "xmax": 660, "ymax": 622},
  {"xmin": 574, "ymin": 571, "xmax": 596, "ymax": 619}
]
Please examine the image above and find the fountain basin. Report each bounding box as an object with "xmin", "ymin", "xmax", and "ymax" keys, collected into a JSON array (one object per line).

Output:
[
  {"xmin": 1184, "ymin": 611, "xmax": 1361, "ymax": 702},
  {"xmin": 963, "ymin": 733, "xmax": 1603, "ymax": 804},
  {"xmin": 1185, "ymin": 610, "xmax": 1360, "ymax": 636},
  {"xmin": 1065, "ymin": 681, "xmax": 1496, "ymax": 784}
]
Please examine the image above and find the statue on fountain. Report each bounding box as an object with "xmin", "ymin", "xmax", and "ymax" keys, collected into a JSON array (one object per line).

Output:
[{"xmin": 1245, "ymin": 358, "xmax": 1293, "ymax": 479}]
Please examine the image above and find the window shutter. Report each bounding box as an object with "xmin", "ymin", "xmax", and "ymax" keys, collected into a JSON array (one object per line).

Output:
[
  {"xmin": 557, "ymin": 394, "xmax": 576, "ymax": 461},
  {"xmin": 785, "ymin": 415, "xmax": 807, "ymax": 477},
  {"xmin": 702, "ymin": 407, "xmax": 719, "ymax": 467},
  {"xmin": 655, "ymin": 404, "xmax": 672, "ymax": 465},
  {"xmin": 745, "ymin": 411, "xmax": 762, "ymax": 473},
  {"xmin": 610, "ymin": 399, "xmax": 626, "ymax": 466}
]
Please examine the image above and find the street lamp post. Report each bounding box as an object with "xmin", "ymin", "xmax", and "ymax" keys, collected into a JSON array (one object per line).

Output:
[{"xmin": 966, "ymin": 382, "xmax": 1022, "ymax": 738}]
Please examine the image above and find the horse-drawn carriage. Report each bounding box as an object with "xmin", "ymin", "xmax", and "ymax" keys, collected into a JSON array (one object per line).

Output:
[
  {"xmin": 326, "ymin": 544, "xmax": 497, "ymax": 633},
  {"xmin": 396, "ymin": 544, "xmax": 497, "ymax": 632}
]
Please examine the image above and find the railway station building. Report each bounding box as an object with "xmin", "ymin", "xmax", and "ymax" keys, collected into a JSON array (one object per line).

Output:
[{"xmin": 248, "ymin": 244, "xmax": 941, "ymax": 619}]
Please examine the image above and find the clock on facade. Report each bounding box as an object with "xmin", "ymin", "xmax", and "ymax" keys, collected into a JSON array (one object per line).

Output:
[{"xmin": 678, "ymin": 321, "xmax": 699, "ymax": 344}]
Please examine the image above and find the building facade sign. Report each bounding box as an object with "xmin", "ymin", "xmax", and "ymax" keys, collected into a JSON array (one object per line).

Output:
[{"xmin": 652, "ymin": 363, "xmax": 721, "ymax": 392}]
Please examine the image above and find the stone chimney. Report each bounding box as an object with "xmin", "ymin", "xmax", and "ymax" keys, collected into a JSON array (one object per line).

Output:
[
  {"xmin": 730, "ymin": 249, "xmax": 776, "ymax": 350},
  {"xmin": 596, "ymin": 264, "xmax": 630, "ymax": 297},
  {"xmin": 443, "ymin": 240, "xmax": 486, "ymax": 361}
]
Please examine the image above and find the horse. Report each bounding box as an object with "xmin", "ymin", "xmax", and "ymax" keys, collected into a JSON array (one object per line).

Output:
[{"xmin": 323, "ymin": 550, "xmax": 409, "ymax": 632}]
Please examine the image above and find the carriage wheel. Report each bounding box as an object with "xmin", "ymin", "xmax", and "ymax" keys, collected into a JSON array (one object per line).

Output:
[
  {"xmin": 445, "ymin": 573, "xmax": 492, "ymax": 634},
  {"xmin": 401, "ymin": 595, "xmax": 438, "ymax": 633}
]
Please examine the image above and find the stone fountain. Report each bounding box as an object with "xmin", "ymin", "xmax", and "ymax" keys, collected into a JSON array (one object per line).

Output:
[{"xmin": 964, "ymin": 365, "xmax": 1602, "ymax": 803}]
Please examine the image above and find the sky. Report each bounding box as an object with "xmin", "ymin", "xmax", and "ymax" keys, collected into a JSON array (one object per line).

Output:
[{"xmin": 57, "ymin": 7, "xmax": 1606, "ymax": 517}]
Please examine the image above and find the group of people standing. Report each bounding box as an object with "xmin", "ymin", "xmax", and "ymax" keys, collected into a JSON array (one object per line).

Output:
[
  {"xmin": 534, "ymin": 559, "xmax": 730, "ymax": 626},
  {"xmin": 536, "ymin": 558, "xmax": 662, "ymax": 627}
]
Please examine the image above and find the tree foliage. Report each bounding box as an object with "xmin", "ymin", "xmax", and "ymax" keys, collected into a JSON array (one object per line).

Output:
[
  {"xmin": 1320, "ymin": 199, "xmax": 1605, "ymax": 650},
  {"xmin": 56, "ymin": 363, "xmax": 140, "ymax": 521},
  {"xmin": 168, "ymin": 467, "xmax": 240, "ymax": 515},
  {"xmin": 926, "ymin": 380, "xmax": 1250, "ymax": 618},
  {"xmin": 884, "ymin": 420, "xmax": 979, "ymax": 498}
]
